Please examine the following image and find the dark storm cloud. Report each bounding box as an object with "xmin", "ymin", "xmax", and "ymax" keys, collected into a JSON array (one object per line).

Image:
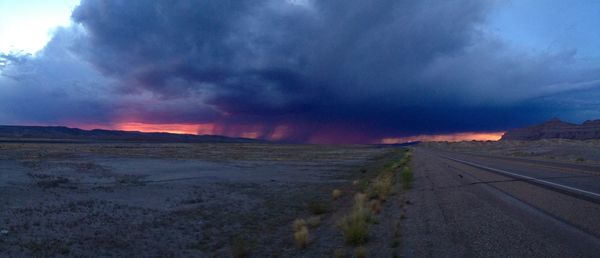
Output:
[
  {"xmin": 0, "ymin": 26, "xmax": 220, "ymax": 126},
  {"xmin": 0, "ymin": 27, "xmax": 115, "ymax": 124},
  {"xmin": 2, "ymin": 0, "xmax": 599, "ymax": 142}
]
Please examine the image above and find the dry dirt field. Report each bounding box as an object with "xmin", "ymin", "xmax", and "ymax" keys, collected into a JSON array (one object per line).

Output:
[
  {"xmin": 3, "ymin": 140, "xmax": 599, "ymax": 257},
  {"xmin": 422, "ymin": 139, "xmax": 600, "ymax": 164},
  {"xmin": 0, "ymin": 142, "xmax": 412, "ymax": 257}
]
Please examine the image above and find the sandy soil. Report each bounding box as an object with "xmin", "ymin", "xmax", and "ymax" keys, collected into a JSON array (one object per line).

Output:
[{"xmin": 0, "ymin": 142, "xmax": 404, "ymax": 257}]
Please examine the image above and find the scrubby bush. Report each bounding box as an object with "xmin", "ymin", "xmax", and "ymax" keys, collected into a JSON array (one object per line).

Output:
[
  {"xmin": 332, "ymin": 189, "xmax": 343, "ymax": 200},
  {"xmin": 337, "ymin": 193, "xmax": 371, "ymax": 246},
  {"xmin": 292, "ymin": 218, "xmax": 310, "ymax": 249},
  {"xmin": 371, "ymin": 172, "xmax": 394, "ymax": 200},
  {"xmin": 294, "ymin": 226, "xmax": 309, "ymax": 248},
  {"xmin": 338, "ymin": 212, "xmax": 369, "ymax": 246},
  {"xmin": 293, "ymin": 218, "xmax": 306, "ymax": 232}
]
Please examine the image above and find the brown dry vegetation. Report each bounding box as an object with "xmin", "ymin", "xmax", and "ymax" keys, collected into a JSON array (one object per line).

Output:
[
  {"xmin": 337, "ymin": 193, "xmax": 372, "ymax": 246},
  {"xmin": 331, "ymin": 149, "xmax": 413, "ymax": 251},
  {"xmin": 332, "ymin": 189, "xmax": 343, "ymax": 200},
  {"xmin": 294, "ymin": 226, "xmax": 309, "ymax": 249}
]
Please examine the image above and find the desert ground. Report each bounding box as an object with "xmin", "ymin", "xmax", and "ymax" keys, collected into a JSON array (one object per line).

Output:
[
  {"xmin": 424, "ymin": 139, "xmax": 600, "ymax": 164},
  {"xmin": 2, "ymin": 140, "xmax": 600, "ymax": 257},
  {"xmin": 405, "ymin": 140, "xmax": 600, "ymax": 257},
  {"xmin": 0, "ymin": 142, "xmax": 413, "ymax": 257}
]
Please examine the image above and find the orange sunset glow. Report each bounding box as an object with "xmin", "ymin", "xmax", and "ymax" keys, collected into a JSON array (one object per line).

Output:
[
  {"xmin": 75, "ymin": 122, "xmax": 291, "ymax": 140},
  {"xmin": 113, "ymin": 123, "xmax": 216, "ymax": 135},
  {"xmin": 380, "ymin": 131, "xmax": 505, "ymax": 144},
  {"xmin": 77, "ymin": 122, "xmax": 505, "ymax": 143}
]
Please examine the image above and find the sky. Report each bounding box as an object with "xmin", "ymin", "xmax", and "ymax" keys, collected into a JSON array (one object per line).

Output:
[
  {"xmin": 1, "ymin": 0, "xmax": 600, "ymax": 143},
  {"xmin": 0, "ymin": 0, "xmax": 79, "ymax": 54}
]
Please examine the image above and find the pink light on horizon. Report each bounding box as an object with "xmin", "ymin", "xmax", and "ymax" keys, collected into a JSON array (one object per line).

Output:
[
  {"xmin": 76, "ymin": 122, "xmax": 216, "ymax": 135},
  {"xmin": 116, "ymin": 122, "xmax": 220, "ymax": 135},
  {"xmin": 67, "ymin": 121, "xmax": 505, "ymax": 144},
  {"xmin": 380, "ymin": 131, "xmax": 505, "ymax": 144},
  {"xmin": 76, "ymin": 122, "xmax": 282, "ymax": 140}
]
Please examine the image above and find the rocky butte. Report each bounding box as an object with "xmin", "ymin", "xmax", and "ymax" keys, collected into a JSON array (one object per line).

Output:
[{"xmin": 501, "ymin": 118, "xmax": 600, "ymax": 141}]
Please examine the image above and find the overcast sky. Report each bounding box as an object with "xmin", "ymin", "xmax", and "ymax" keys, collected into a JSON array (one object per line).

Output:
[{"xmin": 1, "ymin": 0, "xmax": 599, "ymax": 143}]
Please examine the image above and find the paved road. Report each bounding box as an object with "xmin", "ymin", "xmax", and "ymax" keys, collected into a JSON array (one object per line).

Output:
[{"xmin": 402, "ymin": 147, "xmax": 600, "ymax": 257}]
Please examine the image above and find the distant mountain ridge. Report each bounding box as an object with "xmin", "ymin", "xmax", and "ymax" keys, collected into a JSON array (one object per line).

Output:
[
  {"xmin": 501, "ymin": 118, "xmax": 600, "ymax": 141},
  {"xmin": 0, "ymin": 125, "xmax": 262, "ymax": 143}
]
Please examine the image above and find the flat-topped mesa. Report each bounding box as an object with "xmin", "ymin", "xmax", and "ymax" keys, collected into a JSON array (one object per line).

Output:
[{"xmin": 501, "ymin": 118, "xmax": 600, "ymax": 141}]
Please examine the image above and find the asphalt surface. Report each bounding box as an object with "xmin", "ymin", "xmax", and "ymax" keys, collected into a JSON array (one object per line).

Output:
[{"xmin": 402, "ymin": 147, "xmax": 600, "ymax": 257}]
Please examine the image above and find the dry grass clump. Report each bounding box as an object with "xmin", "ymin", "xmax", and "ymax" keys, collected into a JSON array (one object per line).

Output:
[
  {"xmin": 370, "ymin": 171, "xmax": 394, "ymax": 200},
  {"xmin": 294, "ymin": 226, "xmax": 309, "ymax": 249},
  {"xmin": 292, "ymin": 218, "xmax": 310, "ymax": 248},
  {"xmin": 353, "ymin": 193, "xmax": 370, "ymax": 217},
  {"xmin": 401, "ymin": 150, "xmax": 412, "ymax": 162},
  {"xmin": 337, "ymin": 193, "xmax": 371, "ymax": 246},
  {"xmin": 293, "ymin": 218, "xmax": 307, "ymax": 232},
  {"xmin": 332, "ymin": 189, "xmax": 343, "ymax": 200},
  {"xmin": 401, "ymin": 166, "xmax": 413, "ymax": 190},
  {"xmin": 365, "ymin": 150, "xmax": 415, "ymax": 199},
  {"xmin": 355, "ymin": 246, "xmax": 367, "ymax": 258},
  {"xmin": 338, "ymin": 213, "xmax": 369, "ymax": 246}
]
